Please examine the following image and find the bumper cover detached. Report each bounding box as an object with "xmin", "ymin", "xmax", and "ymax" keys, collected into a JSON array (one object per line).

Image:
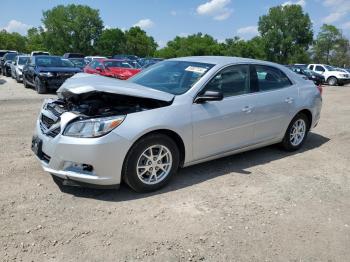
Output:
[{"xmin": 32, "ymin": 113, "xmax": 131, "ymax": 188}]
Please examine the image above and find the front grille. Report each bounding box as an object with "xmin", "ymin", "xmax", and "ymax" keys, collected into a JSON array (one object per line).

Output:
[
  {"xmin": 42, "ymin": 152, "xmax": 51, "ymax": 163},
  {"xmin": 41, "ymin": 115, "xmax": 55, "ymax": 129}
]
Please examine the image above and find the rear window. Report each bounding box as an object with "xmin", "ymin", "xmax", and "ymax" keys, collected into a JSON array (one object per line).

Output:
[{"xmin": 255, "ymin": 65, "xmax": 292, "ymax": 91}]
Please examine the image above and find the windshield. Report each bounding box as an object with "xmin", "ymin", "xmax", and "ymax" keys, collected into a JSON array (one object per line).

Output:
[
  {"xmin": 325, "ymin": 65, "xmax": 335, "ymax": 71},
  {"xmin": 36, "ymin": 57, "xmax": 74, "ymax": 67},
  {"xmin": 129, "ymin": 61, "xmax": 214, "ymax": 95},
  {"xmin": 104, "ymin": 60, "xmax": 133, "ymax": 68},
  {"xmin": 70, "ymin": 58, "xmax": 85, "ymax": 67},
  {"xmin": 5, "ymin": 53, "xmax": 17, "ymax": 61},
  {"xmin": 18, "ymin": 57, "xmax": 29, "ymax": 65}
]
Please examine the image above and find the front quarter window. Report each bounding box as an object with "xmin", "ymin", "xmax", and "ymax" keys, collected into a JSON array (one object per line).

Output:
[{"xmin": 129, "ymin": 61, "xmax": 214, "ymax": 95}]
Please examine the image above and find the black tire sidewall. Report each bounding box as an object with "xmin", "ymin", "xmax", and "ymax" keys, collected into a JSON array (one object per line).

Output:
[
  {"xmin": 282, "ymin": 113, "xmax": 309, "ymax": 151},
  {"xmin": 123, "ymin": 134, "xmax": 180, "ymax": 193},
  {"xmin": 35, "ymin": 77, "xmax": 46, "ymax": 94}
]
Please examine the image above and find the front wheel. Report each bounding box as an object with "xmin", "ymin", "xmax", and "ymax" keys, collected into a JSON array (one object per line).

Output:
[
  {"xmin": 281, "ymin": 113, "xmax": 309, "ymax": 151},
  {"xmin": 35, "ymin": 77, "xmax": 47, "ymax": 94},
  {"xmin": 123, "ymin": 134, "xmax": 180, "ymax": 193},
  {"xmin": 327, "ymin": 76, "xmax": 338, "ymax": 86}
]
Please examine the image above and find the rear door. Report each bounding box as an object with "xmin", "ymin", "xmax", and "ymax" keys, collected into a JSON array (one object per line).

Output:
[{"xmin": 250, "ymin": 64, "xmax": 297, "ymax": 142}]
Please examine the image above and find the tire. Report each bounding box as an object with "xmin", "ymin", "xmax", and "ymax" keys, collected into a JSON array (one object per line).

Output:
[
  {"xmin": 327, "ymin": 76, "xmax": 338, "ymax": 86},
  {"xmin": 281, "ymin": 113, "xmax": 309, "ymax": 151},
  {"xmin": 16, "ymin": 74, "xmax": 21, "ymax": 83},
  {"xmin": 35, "ymin": 77, "xmax": 47, "ymax": 94},
  {"xmin": 122, "ymin": 134, "xmax": 180, "ymax": 193},
  {"xmin": 23, "ymin": 75, "xmax": 30, "ymax": 88}
]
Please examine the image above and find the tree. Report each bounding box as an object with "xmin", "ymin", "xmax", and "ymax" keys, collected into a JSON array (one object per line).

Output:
[
  {"xmin": 124, "ymin": 27, "xmax": 158, "ymax": 57},
  {"xmin": 0, "ymin": 30, "xmax": 27, "ymax": 52},
  {"xmin": 222, "ymin": 36, "xmax": 266, "ymax": 60},
  {"xmin": 313, "ymin": 24, "xmax": 350, "ymax": 66},
  {"xmin": 155, "ymin": 33, "xmax": 223, "ymax": 58},
  {"xmin": 26, "ymin": 27, "xmax": 46, "ymax": 52},
  {"xmin": 95, "ymin": 28, "xmax": 126, "ymax": 56},
  {"xmin": 42, "ymin": 4, "xmax": 103, "ymax": 55},
  {"xmin": 258, "ymin": 4, "xmax": 313, "ymax": 64}
]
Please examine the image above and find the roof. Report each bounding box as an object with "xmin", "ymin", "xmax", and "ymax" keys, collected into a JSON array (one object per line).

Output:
[{"xmin": 169, "ymin": 56, "xmax": 282, "ymax": 68}]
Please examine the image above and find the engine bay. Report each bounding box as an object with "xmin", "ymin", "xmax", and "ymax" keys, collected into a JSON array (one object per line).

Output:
[{"xmin": 46, "ymin": 91, "xmax": 172, "ymax": 118}]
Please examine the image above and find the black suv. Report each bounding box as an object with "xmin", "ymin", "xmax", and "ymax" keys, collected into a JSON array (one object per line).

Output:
[{"xmin": 22, "ymin": 55, "xmax": 82, "ymax": 94}]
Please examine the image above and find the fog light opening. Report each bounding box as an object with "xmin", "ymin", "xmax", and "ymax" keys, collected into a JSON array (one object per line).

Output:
[{"xmin": 63, "ymin": 161, "xmax": 94, "ymax": 174}]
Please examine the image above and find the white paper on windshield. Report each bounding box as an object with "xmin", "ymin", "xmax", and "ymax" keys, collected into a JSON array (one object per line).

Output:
[{"xmin": 185, "ymin": 66, "xmax": 208, "ymax": 74}]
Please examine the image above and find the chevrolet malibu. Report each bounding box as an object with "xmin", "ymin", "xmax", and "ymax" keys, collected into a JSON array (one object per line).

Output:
[{"xmin": 32, "ymin": 56, "xmax": 322, "ymax": 192}]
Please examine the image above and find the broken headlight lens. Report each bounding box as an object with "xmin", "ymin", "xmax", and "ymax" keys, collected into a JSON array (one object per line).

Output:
[{"xmin": 63, "ymin": 115, "xmax": 125, "ymax": 138}]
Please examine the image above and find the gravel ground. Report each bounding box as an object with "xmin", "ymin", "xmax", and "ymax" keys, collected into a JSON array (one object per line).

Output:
[{"xmin": 0, "ymin": 76, "xmax": 349, "ymax": 262}]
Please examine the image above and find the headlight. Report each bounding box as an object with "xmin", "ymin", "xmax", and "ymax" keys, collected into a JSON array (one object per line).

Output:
[
  {"xmin": 63, "ymin": 115, "xmax": 125, "ymax": 138},
  {"xmin": 39, "ymin": 72, "xmax": 54, "ymax": 77}
]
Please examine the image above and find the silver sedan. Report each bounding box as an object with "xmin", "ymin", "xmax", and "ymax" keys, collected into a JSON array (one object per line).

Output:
[{"xmin": 32, "ymin": 56, "xmax": 322, "ymax": 192}]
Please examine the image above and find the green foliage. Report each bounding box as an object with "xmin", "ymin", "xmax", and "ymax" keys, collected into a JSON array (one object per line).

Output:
[
  {"xmin": 42, "ymin": 4, "xmax": 104, "ymax": 55},
  {"xmin": 26, "ymin": 27, "xmax": 46, "ymax": 52},
  {"xmin": 95, "ymin": 28, "xmax": 126, "ymax": 56},
  {"xmin": 313, "ymin": 24, "xmax": 350, "ymax": 66},
  {"xmin": 0, "ymin": 30, "xmax": 27, "ymax": 52},
  {"xmin": 222, "ymin": 36, "xmax": 266, "ymax": 60},
  {"xmin": 124, "ymin": 27, "xmax": 158, "ymax": 57},
  {"xmin": 258, "ymin": 5, "xmax": 313, "ymax": 64},
  {"xmin": 155, "ymin": 33, "xmax": 223, "ymax": 58}
]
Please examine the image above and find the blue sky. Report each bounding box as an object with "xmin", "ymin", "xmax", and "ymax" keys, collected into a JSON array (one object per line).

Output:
[{"xmin": 1, "ymin": 0, "xmax": 349, "ymax": 47}]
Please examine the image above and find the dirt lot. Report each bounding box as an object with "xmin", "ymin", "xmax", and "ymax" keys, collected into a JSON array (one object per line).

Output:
[{"xmin": 0, "ymin": 75, "xmax": 349, "ymax": 262}]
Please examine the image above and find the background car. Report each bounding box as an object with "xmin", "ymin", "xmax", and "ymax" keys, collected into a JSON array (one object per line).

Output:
[
  {"xmin": 68, "ymin": 57, "xmax": 87, "ymax": 69},
  {"xmin": 63, "ymin": 53, "xmax": 85, "ymax": 59},
  {"xmin": 84, "ymin": 58, "xmax": 141, "ymax": 79},
  {"xmin": 287, "ymin": 66, "xmax": 325, "ymax": 85},
  {"xmin": 1, "ymin": 52, "xmax": 18, "ymax": 76},
  {"xmin": 10, "ymin": 55, "xmax": 30, "ymax": 82},
  {"xmin": 307, "ymin": 64, "xmax": 350, "ymax": 86},
  {"xmin": 84, "ymin": 56, "xmax": 106, "ymax": 64},
  {"xmin": 30, "ymin": 51, "xmax": 50, "ymax": 56},
  {"xmin": 22, "ymin": 55, "xmax": 81, "ymax": 94},
  {"xmin": 112, "ymin": 54, "xmax": 139, "ymax": 61}
]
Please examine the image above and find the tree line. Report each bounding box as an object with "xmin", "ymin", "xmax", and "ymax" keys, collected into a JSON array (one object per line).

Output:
[{"xmin": 0, "ymin": 4, "xmax": 349, "ymax": 67}]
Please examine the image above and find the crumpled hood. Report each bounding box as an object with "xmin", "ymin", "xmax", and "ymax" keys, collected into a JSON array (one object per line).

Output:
[{"xmin": 57, "ymin": 73, "xmax": 174, "ymax": 102}]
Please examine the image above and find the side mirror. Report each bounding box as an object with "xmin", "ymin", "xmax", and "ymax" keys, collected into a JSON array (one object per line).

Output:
[
  {"xmin": 194, "ymin": 90, "xmax": 223, "ymax": 104},
  {"xmin": 96, "ymin": 67, "xmax": 102, "ymax": 72}
]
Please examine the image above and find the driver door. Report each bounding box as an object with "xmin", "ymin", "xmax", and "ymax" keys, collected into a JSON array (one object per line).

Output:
[{"xmin": 191, "ymin": 64, "xmax": 256, "ymax": 161}]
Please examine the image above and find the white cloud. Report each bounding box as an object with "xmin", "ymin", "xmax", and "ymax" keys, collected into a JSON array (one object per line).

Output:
[
  {"xmin": 341, "ymin": 21, "xmax": 350, "ymax": 30},
  {"xmin": 1, "ymin": 20, "xmax": 31, "ymax": 35},
  {"xmin": 282, "ymin": 0, "xmax": 306, "ymax": 7},
  {"xmin": 236, "ymin": 26, "xmax": 259, "ymax": 39},
  {"xmin": 196, "ymin": 0, "xmax": 233, "ymax": 21},
  {"xmin": 170, "ymin": 10, "xmax": 177, "ymax": 16},
  {"xmin": 322, "ymin": 0, "xmax": 350, "ymax": 23},
  {"xmin": 133, "ymin": 19, "xmax": 154, "ymax": 29},
  {"xmin": 157, "ymin": 40, "xmax": 166, "ymax": 49}
]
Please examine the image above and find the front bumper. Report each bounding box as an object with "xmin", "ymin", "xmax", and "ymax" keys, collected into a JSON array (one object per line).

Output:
[
  {"xmin": 338, "ymin": 78, "xmax": 350, "ymax": 85},
  {"xmin": 33, "ymin": 108, "xmax": 132, "ymax": 187}
]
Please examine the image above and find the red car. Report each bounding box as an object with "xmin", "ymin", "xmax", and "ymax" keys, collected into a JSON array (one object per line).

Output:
[{"xmin": 84, "ymin": 59, "xmax": 141, "ymax": 80}]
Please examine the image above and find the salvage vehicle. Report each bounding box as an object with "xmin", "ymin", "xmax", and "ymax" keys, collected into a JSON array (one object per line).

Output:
[
  {"xmin": 0, "ymin": 50, "xmax": 17, "ymax": 74},
  {"xmin": 68, "ymin": 58, "xmax": 87, "ymax": 69},
  {"xmin": 287, "ymin": 66, "xmax": 325, "ymax": 85},
  {"xmin": 307, "ymin": 64, "xmax": 350, "ymax": 86},
  {"xmin": 31, "ymin": 51, "xmax": 50, "ymax": 56},
  {"xmin": 1, "ymin": 52, "xmax": 18, "ymax": 76},
  {"xmin": 84, "ymin": 59, "xmax": 141, "ymax": 80},
  {"xmin": 63, "ymin": 53, "xmax": 84, "ymax": 59},
  {"xmin": 10, "ymin": 55, "xmax": 30, "ymax": 82},
  {"xmin": 23, "ymin": 55, "xmax": 81, "ymax": 94},
  {"xmin": 32, "ymin": 56, "xmax": 322, "ymax": 192},
  {"xmin": 84, "ymin": 56, "xmax": 107, "ymax": 64}
]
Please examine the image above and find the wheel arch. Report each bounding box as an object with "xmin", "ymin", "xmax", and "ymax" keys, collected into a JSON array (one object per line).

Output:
[{"xmin": 294, "ymin": 109, "xmax": 313, "ymax": 130}]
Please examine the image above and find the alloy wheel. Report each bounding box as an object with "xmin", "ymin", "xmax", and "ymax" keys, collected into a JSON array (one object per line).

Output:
[
  {"xmin": 290, "ymin": 119, "xmax": 306, "ymax": 146},
  {"xmin": 136, "ymin": 145, "xmax": 172, "ymax": 185}
]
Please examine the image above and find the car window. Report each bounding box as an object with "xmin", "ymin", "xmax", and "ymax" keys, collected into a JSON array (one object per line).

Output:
[
  {"xmin": 315, "ymin": 65, "xmax": 325, "ymax": 72},
  {"xmin": 204, "ymin": 64, "xmax": 250, "ymax": 98},
  {"xmin": 90, "ymin": 61, "xmax": 98, "ymax": 69},
  {"xmin": 254, "ymin": 65, "xmax": 292, "ymax": 91},
  {"xmin": 309, "ymin": 65, "xmax": 314, "ymax": 70}
]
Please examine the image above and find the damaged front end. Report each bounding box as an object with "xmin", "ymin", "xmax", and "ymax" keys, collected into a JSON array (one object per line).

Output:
[{"xmin": 40, "ymin": 91, "xmax": 172, "ymax": 139}]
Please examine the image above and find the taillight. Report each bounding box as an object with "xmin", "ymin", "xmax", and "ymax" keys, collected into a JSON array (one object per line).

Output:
[{"xmin": 316, "ymin": 85, "xmax": 323, "ymax": 95}]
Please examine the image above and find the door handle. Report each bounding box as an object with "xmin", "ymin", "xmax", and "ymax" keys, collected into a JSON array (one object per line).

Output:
[
  {"xmin": 285, "ymin": 97, "xmax": 294, "ymax": 104},
  {"xmin": 241, "ymin": 105, "xmax": 253, "ymax": 113}
]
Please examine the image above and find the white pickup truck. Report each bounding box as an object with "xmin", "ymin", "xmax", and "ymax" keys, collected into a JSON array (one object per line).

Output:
[{"xmin": 307, "ymin": 64, "xmax": 350, "ymax": 86}]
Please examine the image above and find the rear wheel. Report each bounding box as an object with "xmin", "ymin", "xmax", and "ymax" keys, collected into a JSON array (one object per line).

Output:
[
  {"xmin": 327, "ymin": 76, "xmax": 338, "ymax": 86},
  {"xmin": 23, "ymin": 75, "xmax": 30, "ymax": 88},
  {"xmin": 281, "ymin": 113, "xmax": 309, "ymax": 151},
  {"xmin": 35, "ymin": 77, "xmax": 47, "ymax": 94},
  {"xmin": 123, "ymin": 134, "xmax": 180, "ymax": 192}
]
